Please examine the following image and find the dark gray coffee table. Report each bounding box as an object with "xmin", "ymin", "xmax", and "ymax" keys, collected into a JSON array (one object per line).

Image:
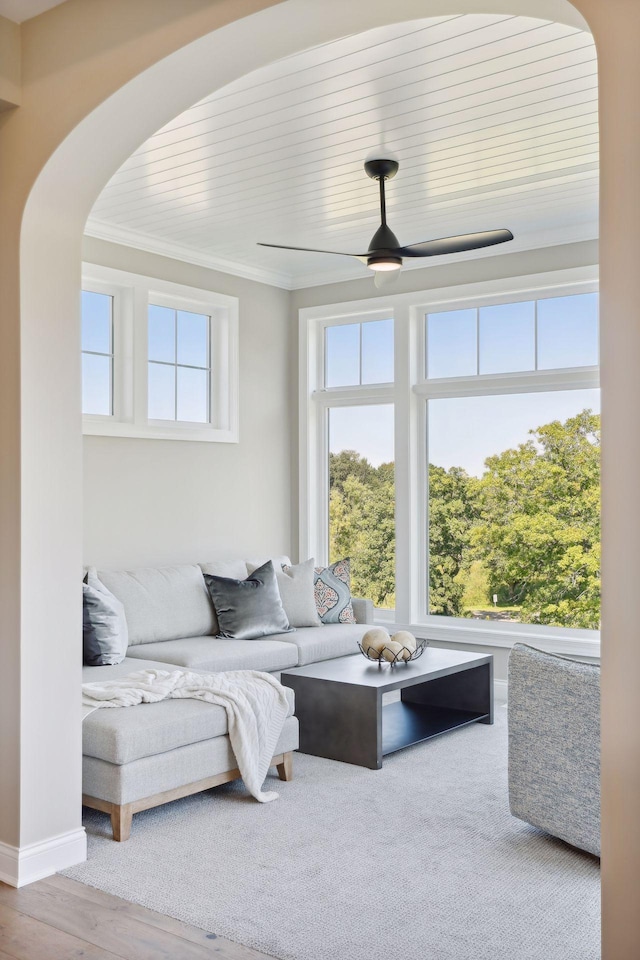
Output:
[{"xmin": 281, "ymin": 647, "xmax": 493, "ymax": 769}]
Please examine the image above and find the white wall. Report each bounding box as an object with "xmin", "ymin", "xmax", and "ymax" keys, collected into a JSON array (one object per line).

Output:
[{"xmin": 82, "ymin": 237, "xmax": 293, "ymax": 569}]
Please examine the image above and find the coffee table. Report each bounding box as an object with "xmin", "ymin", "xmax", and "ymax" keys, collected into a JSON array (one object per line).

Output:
[{"xmin": 281, "ymin": 647, "xmax": 493, "ymax": 769}]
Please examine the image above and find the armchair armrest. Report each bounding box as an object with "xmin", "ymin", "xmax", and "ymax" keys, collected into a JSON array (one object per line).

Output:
[{"xmin": 508, "ymin": 642, "xmax": 600, "ymax": 855}]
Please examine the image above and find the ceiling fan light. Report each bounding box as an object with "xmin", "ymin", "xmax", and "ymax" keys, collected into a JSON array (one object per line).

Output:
[{"xmin": 367, "ymin": 257, "xmax": 402, "ymax": 272}]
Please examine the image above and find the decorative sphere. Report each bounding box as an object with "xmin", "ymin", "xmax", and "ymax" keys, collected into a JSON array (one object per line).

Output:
[
  {"xmin": 381, "ymin": 640, "xmax": 404, "ymax": 662},
  {"xmin": 391, "ymin": 631, "xmax": 417, "ymax": 657},
  {"xmin": 361, "ymin": 627, "xmax": 390, "ymax": 658}
]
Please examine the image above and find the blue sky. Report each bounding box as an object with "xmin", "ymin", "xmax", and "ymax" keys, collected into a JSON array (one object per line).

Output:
[
  {"xmin": 82, "ymin": 293, "xmax": 211, "ymax": 422},
  {"xmin": 328, "ymin": 294, "xmax": 599, "ymax": 476},
  {"xmin": 83, "ymin": 289, "xmax": 599, "ymax": 464}
]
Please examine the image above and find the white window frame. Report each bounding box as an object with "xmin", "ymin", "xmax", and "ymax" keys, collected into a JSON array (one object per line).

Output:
[
  {"xmin": 299, "ymin": 266, "xmax": 600, "ymax": 658},
  {"xmin": 81, "ymin": 263, "xmax": 239, "ymax": 443}
]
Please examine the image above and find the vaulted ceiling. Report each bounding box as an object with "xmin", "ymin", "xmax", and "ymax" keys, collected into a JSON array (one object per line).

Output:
[{"xmin": 87, "ymin": 14, "xmax": 598, "ymax": 290}]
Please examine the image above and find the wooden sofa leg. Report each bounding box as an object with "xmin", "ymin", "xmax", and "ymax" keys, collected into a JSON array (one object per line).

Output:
[
  {"xmin": 111, "ymin": 803, "xmax": 133, "ymax": 842},
  {"xmin": 276, "ymin": 752, "xmax": 293, "ymax": 782}
]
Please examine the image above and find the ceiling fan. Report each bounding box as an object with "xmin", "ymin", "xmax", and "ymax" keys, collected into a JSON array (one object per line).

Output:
[{"xmin": 258, "ymin": 158, "xmax": 513, "ymax": 287}]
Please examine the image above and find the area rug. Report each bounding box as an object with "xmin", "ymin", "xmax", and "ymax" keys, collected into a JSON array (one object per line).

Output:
[{"xmin": 64, "ymin": 708, "xmax": 600, "ymax": 960}]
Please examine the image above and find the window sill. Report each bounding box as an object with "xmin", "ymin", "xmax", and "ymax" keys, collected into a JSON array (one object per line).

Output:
[
  {"xmin": 374, "ymin": 615, "xmax": 600, "ymax": 659},
  {"xmin": 83, "ymin": 418, "xmax": 238, "ymax": 443}
]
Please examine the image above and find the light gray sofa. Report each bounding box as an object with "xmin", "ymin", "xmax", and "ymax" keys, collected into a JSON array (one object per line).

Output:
[
  {"xmin": 83, "ymin": 559, "xmax": 374, "ymax": 840},
  {"xmin": 508, "ymin": 642, "xmax": 600, "ymax": 856}
]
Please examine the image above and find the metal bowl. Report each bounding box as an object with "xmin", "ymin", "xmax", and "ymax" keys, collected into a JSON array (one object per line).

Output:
[{"xmin": 358, "ymin": 638, "xmax": 428, "ymax": 668}]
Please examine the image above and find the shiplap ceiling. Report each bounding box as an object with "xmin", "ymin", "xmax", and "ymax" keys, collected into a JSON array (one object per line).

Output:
[{"xmin": 87, "ymin": 14, "xmax": 598, "ymax": 290}]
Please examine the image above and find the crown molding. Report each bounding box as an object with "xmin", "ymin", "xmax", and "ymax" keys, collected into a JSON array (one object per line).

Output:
[
  {"xmin": 84, "ymin": 219, "xmax": 598, "ymax": 293},
  {"xmin": 84, "ymin": 219, "xmax": 294, "ymax": 290}
]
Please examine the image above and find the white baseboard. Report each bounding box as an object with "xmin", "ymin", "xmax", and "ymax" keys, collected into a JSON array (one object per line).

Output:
[
  {"xmin": 494, "ymin": 679, "xmax": 508, "ymax": 703},
  {"xmin": 0, "ymin": 827, "xmax": 86, "ymax": 888}
]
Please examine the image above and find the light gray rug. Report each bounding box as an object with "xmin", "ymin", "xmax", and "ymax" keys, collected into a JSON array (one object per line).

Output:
[{"xmin": 65, "ymin": 708, "xmax": 600, "ymax": 960}]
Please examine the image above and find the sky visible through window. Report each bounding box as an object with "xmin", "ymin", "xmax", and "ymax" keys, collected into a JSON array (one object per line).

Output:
[{"xmin": 328, "ymin": 294, "xmax": 599, "ymax": 475}]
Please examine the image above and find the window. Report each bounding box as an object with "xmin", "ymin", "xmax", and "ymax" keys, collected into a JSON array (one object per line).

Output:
[
  {"xmin": 424, "ymin": 292, "xmax": 600, "ymax": 631},
  {"xmin": 81, "ymin": 265, "xmax": 238, "ymax": 442},
  {"xmin": 301, "ymin": 271, "xmax": 600, "ymax": 656},
  {"xmin": 148, "ymin": 305, "xmax": 210, "ymax": 423},
  {"xmin": 307, "ymin": 314, "xmax": 396, "ymax": 607},
  {"xmin": 325, "ymin": 318, "xmax": 394, "ymax": 387},
  {"xmin": 426, "ymin": 293, "xmax": 599, "ymax": 378},
  {"xmin": 81, "ymin": 290, "xmax": 113, "ymax": 416}
]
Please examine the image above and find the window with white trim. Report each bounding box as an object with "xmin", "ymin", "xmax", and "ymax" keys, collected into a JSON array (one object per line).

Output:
[
  {"xmin": 81, "ymin": 265, "xmax": 238, "ymax": 443},
  {"xmin": 300, "ymin": 270, "xmax": 600, "ymax": 655}
]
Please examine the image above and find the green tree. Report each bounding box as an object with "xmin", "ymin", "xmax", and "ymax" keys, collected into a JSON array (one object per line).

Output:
[
  {"xmin": 428, "ymin": 465, "xmax": 479, "ymax": 616},
  {"xmin": 472, "ymin": 410, "xmax": 600, "ymax": 628},
  {"xmin": 329, "ymin": 452, "xmax": 395, "ymax": 607}
]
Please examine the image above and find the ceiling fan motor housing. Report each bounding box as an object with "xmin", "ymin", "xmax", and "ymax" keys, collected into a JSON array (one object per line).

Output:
[{"xmin": 364, "ymin": 158, "xmax": 399, "ymax": 180}]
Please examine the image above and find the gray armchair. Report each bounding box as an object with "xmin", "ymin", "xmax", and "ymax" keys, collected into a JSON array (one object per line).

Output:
[{"xmin": 508, "ymin": 642, "xmax": 600, "ymax": 856}]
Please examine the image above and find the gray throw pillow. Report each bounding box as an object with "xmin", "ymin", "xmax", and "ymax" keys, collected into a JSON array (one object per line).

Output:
[
  {"xmin": 83, "ymin": 568, "xmax": 129, "ymax": 665},
  {"xmin": 203, "ymin": 560, "xmax": 293, "ymax": 641},
  {"xmin": 248, "ymin": 557, "xmax": 319, "ymax": 628}
]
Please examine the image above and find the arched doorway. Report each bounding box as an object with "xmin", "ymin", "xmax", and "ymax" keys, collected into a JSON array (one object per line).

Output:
[{"xmin": 3, "ymin": 0, "xmax": 638, "ymax": 954}]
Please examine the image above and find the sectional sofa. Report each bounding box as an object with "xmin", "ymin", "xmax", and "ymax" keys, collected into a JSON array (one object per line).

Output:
[{"xmin": 82, "ymin": 558, "xmax": 374, "ymax": 840}]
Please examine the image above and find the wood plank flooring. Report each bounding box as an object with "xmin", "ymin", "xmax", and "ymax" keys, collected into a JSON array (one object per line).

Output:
[{"xmin": 0, "ymin": 876, "xmax": 273, "ymax": 960}]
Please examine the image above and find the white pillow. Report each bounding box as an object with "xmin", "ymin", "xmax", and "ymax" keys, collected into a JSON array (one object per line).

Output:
[{"xmin": 247, "ymin": 558, "xmax": 319, "ymax": 628}]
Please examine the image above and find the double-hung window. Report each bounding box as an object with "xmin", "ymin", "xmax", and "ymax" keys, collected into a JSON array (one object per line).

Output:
[
  {"xmin": 81, "ymin": 265, "xmax": 238, "ymax": 442},
  {"xmin": 301, "ymin": 268, "xmax": 600, "ymax": 655}
]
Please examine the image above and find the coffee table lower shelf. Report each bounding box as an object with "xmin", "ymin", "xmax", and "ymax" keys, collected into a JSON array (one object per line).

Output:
[{"xmin": 382, "ymin": 701, "xmax": 489, "ymax": 756}]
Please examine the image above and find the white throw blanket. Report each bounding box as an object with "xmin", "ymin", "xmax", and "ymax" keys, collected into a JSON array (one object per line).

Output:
[{"xmin": 82, "ymin": 668, "xmax": 290, "ymax": 803}]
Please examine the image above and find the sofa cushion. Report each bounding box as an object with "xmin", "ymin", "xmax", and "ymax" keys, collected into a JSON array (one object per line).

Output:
[
  {"xmin": 126, "ymin": 635, "xmax": 298, "ymax": 673},
  {"xmin": 83, "ymin": 716, "xmax": 300, "ymax": 804},
  {"xmin": 83, "ymin": 686, "xmax": 295, "ymax": 765},
  {"xmin": 97, "ymin": 564, "xmax": 215, "ymax": 645},
  {"xmin": 271, "ymin": 623, "xmax": 366, "ymax": 665},
  {"xmin": 82, "ymin": 655, "xmax": 174, "ymax": 684}
]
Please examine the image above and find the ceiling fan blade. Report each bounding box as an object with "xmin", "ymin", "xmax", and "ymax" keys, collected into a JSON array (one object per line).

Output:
[
  {"xmin": 258, "ymin": 242, "xmax": 368, "ymax": 263},
  {"xmin": 399, "ymin": 229, "xmax": 514, "ymax": 258},
  {"xmin": 374, "ymin": 269, "xmax": 402, "ymax": 290}
]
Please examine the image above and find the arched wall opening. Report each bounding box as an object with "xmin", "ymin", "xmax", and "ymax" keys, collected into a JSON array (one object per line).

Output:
[{"xmin": 6, "ymin": 0, "xmax": 640, "ymax": 953}]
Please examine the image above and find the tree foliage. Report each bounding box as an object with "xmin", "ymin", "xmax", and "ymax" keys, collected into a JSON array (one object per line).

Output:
[
  {"xmin": 329, "ymin": 451, "xmax": 395, "ymax": 607},
  {"xmin": 428, "ymin": 465, "xmax": 479, "ymax": 617},
  {"xmin": 328, "ymin": 410, "xmax": 601, "ymax": 629},
  {"xmin": 472, "ymin": 410, "xmax": 600, "ymax": 628}
]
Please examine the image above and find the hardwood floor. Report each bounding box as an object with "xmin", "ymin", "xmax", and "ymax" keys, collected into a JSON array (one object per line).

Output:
[{"xmin": 0, "ymin": 875, "xmax": 273, "ymax": 960}]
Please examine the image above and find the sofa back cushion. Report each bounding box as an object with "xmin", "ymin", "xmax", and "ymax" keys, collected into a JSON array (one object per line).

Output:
[{"xmin": 97, "ymin": 564, "xmax": 216, "ymax": 645}]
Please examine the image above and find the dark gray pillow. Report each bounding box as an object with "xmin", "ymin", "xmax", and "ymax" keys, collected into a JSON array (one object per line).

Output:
[
  {"xmin": 203, "ymin": 560, "xmax": 293, "ymax": 640},
  {"xmin": 83, "ymin": 569, "xmax": 129, "ymax": 665}
]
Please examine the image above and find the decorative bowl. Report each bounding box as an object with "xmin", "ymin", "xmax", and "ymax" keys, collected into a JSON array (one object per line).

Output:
[{"xmin": 358, "ymin": 638, "xmax": 428, "ymax": 667}]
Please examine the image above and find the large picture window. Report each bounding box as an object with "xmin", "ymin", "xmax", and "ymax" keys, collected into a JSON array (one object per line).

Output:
[
  {"xmin": 428, "ymin": 390, "xmax": 600, "ymax": 629},
  {"xmin": 301, "ymin": 271, "xmax": 600, "ymax": 655}
]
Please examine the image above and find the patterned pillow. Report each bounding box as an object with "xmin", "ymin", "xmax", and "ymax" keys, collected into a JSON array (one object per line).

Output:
[{"xmin": 314, "ymin": 559, "xmax": 356, "ymax": 624}]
